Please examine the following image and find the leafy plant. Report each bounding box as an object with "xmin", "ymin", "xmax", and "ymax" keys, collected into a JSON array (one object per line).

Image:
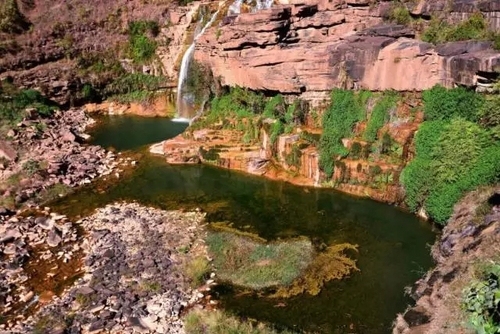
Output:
[
  {"xmin": 462, "ymin": 263, "xmax": 500, "ymax": 334},
  {"xmin": 363, "ymin": 91, "xmax": 398, "ymax": 142},
  {"xmin": 423, "ymin": 85, "xmax": 484, "ymax": 122},
  {"xmin": 0, "ymin": 82, "xmax": 57, "ymax": 123},
  {"xmin": 126, "ymin": 20, "xmax": 158, "ymax": 64},
  {"xmin": 402, "ymin": 116, "xmax": 500, "ymax": 224},
  {"xmin": 319, "ymin": 89, "xmax": 369, "ymax": 178}
]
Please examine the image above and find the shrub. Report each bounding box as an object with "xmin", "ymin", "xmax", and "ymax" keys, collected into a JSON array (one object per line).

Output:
[
  {"xmin": 184, "ymin": 309, "xmax": 296, "ymax": 334},
  {"xmin": 0, "ymin": 0, "xmax": 30, "ymax": 33},
  {"xmin": 423, "ymin": 85, "xmax": 484, "ymax": 122},
  {"xmin": 0, "ymin": 83, "xmax": 57, "ymax": 122},
  {"xmin": 22, "ymin": 159, "xmax": 41, "ymax": 176},
  {"xmin": 184, "ymin": 256, "xmax": 209, "ymax": 287},
  {"xmin": 319, "ymin": 89, "xmax": 369, "ymax": 178},
  {"xmin": 263, "ymin": 94, "xmax": 286, "ymax": 119},
  {"xmin": 127, "ymin": 20, "xmax": 159, "ymax": 64},
  {"xmin": 462, "ymin": 263, "xmax": 500, "ymax": 333},
  {"xmin": 363, "ymin": 91, "xmax": 398, "ymax": 142},
  {"xmin": 389, "ymin": 3, "xmax": 411, "ymax": 25},
  {"xmin": 184, "ymin": 60, "xmax": 213, "ymax": 105},
  {"xmin": 422, "ymin": 13, "xmax": 500, "ymax": 48},
  {"xmin": 402, "ymin": 117, "xmax": 500, "ymax": 224},
  {"xmin": 350, "ymin": 142, "xmax": 362, "ymax": 159}
]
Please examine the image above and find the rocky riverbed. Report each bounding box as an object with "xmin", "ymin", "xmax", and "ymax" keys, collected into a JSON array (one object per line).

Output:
[
  {"xmin": 2, "ymin": 202, "xmax": 211, "ymax": 333},
  {"xmin": 0, "ymin": 108, "xmax": 124, "ymax": 212}
]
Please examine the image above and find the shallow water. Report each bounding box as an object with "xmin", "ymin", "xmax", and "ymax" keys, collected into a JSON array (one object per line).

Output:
[{"xmin": 51, "ymin": 116, "xmax": 436, "ymax": 334}]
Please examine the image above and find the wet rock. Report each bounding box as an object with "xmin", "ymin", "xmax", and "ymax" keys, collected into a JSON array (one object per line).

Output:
[
  {"xmin": 403, "ymin": 306, "xmax": 431, "ymax": 327},
  {"xmin": 35, "ymin": 216, "xmax": 54, "ymax": 230}
]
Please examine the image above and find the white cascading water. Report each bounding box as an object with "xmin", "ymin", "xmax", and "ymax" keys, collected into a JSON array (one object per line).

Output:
[
  {"xmin": 173, "ymin": 6, "xmax": 222, "ymax": 123},
  {"xmin": 227, "ymin": 0, "xmax": 273, "ymax": 15},
  {"xmin": 228, "ymin": 0, "xmax": 244, "ymax": 15}
]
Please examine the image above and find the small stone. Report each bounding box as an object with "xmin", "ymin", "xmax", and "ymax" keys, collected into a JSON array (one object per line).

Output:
[
  {"xmin": 3, "ymin": 243, "xmax": 16, "ymax": 255},
  {"xmin": 76, "ymin": 286, "xmax": 95, "ymax": 295},
  {"xmin": 46, "ymin": 229, "xmax": 62, "ymax": 247},
  {"xmin": 20, "ymin": 291, "xmax": 34, "ymax": 303},
  {"xmin": 88, "ymin": 320, "xmax": 106, "ymax": 333},
  {"xmin": 35, "ymin": 216, "xmax": 54, "ymax": 230},
  {"xmin": 89, "ymin": 304, "xmax": 105, "ymax": 313}
]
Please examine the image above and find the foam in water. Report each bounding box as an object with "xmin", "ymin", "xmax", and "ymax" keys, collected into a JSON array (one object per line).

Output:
[
  {"xmin": 171, "ymin": 117, "xmax": 192, "ymax": 124},
  {"xmin": 175, "ymin": 6, "xmax": 222, "ymax": 120}
]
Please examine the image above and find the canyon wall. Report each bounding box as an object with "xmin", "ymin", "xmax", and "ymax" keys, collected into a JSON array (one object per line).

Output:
[{"xmin": 194, "ymin": 0, "xmax": 500, "ymax": 101}]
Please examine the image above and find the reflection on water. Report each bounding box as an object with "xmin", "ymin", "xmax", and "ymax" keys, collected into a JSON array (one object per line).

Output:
[{"xmin": 51, "ymin": 116, "xmax": 436, "ymax": 333}]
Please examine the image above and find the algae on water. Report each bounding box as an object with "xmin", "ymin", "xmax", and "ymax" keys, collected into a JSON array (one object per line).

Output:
[{"xmin": 206, "ymin": 224, "xmax": 359, "ymax": 297}]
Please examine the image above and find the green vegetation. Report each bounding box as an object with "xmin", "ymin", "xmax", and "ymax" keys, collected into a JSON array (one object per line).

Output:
[
  {"xmin": 422, "ymin": 13, "xmax": 500, "ymax": 49},
  {"xmin": 363, "ymin": 91, "xmax": 398, "ymax": 142},
  {"xmin": 401, "ymin": 85, "xmax": 500, "ymax": 224},
  {"xmin": 389, "ymin": 2, "xmax": 412, "ymax": 26},
  {"xmin": 22, "ymin": 159, "xmax": 42, "ymax": 176},
  {"xmin": 184, "ymin": 256, "xmax": 210, "ymax": 287},
  {"xmin": 0, "ymin": 0, "xmax": 30, "ymax": 33},
  {"xmin": 126, "ymin": 20, "xmax": 159, "ymax": 64},
  {"xmin": 422, "ymin": 85, "xmax": 484, "ymax": 122},
  {"xmin": 206, "ymin": 229, "xmax": 312, "ymax": 290},
  {"xmin": 0, "ymin": 81, "xmax": 57, "ymax": 124},
  {"xmin": 462, "ymin": 263, "xmax": 500, "ymax": 333},
  {"xmin": 184, "ymin": 60, "xmax": 213, "ymax": 105},
  {"xmin": 185, "ymin": 309, "xmax": 296, "ymax": 334},
  {"xmin": 319, "ymin": 89, "xmax": 370, "ymax": 178},
  {"xmin": 271, "ymin": 243, "xmax": 359, "ymax": 298},
  {"xmin": 105, "ymin": 73, "xmax": 164, "ymax": 103},
  {"xmin": 205, "ymin": 223, "xmax": 358, "ymax": 298},
  {"xmin": 37, "ymin": 184, "xmax": 72, "ymax": 203}
]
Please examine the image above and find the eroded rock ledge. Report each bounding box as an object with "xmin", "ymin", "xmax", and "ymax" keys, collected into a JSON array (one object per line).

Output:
[{"xmin": 195, "ymin": 0, "xmax": 500, "ymax": 100}]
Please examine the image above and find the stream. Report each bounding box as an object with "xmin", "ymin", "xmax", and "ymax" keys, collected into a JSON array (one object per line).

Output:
[{"xmin": 50, "ymin": 115, "xmax": 437, "ymax": 334}]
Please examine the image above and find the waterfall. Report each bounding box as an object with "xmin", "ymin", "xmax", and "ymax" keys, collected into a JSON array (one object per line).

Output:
[
  {"xmin": 228, "ymin": 0, "xmax": 244, "ymax": 15},
  {"xmin": 174, "ymin": 6, "xmax": 221, "ymax": 122},
  {"xmin": 228, "ymin": 0, "xmax": 273, "ymax": 15}
]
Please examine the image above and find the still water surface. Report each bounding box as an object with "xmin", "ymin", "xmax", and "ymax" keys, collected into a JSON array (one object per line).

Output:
[{"xmin": 51, "ymin": 115, "xmax": 436, "ymax": 333}]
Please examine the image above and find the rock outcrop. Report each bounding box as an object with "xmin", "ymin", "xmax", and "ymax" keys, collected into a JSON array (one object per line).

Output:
[
  {"xmin": 195, "ymin": 0, "xmax": 500, "ymax": 100},
  {"xmin": 393, "ymin": 187, "xmax": 500, "ymax": 334}
]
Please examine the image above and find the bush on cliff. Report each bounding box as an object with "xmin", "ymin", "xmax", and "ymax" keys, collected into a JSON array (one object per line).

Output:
[
  {"xmin": 422, "ymin": 13, "xmax": 500, "ymax": 49},
  {"xmin": 319, "ymin": 89, "xmax": 369, "ymax": 178},
  {"xmin": 401, "ymin": 117, "xmax": 500, "ymax": 224},
  {"xmin": 126, "ymin": 20, "xmax": 158, "ymax": 64},
  {"xmin": 422, "ymin": 85, "xmax": 484, "ymax": 122},
  {"xmin": 0, "ymin": 0, "xmax": 30, "ymax": 34},
  {"xmin": 363, "ymin": 91, "xmax": 398, "ymax": 142}
]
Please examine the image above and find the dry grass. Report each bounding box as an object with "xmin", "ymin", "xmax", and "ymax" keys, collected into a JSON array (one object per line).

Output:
[{"xmin": 184, "ymin": 309, "xmax": 297, "ymax": 334}]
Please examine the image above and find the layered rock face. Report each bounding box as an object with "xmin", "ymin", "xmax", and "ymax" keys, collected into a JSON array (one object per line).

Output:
[{"xmin": 195, "ymin": 0, "xmax": 500, "ymax": 100}]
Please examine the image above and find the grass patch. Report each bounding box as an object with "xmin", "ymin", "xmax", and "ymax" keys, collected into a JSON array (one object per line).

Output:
[
  {"xmin": 206, "ymin": 226, "xmax": 359, "ymax": 297},
  {"xmin": 139, "ymin": 280, "xmax": 162, "ymax": 293},
  {"xmin": 206, "ymin": 230, "xmax": 312, "ymax": 290},
  {"xmin": 38, "ymin": 184, "xmax": 73, "ymax": 204},
  {"xmin": 184, "ymin": 256, "xmax": 210, "ymax": 288},
  {"xmin": 185, "ymin": 309, "xmax": 296, "ymax": 334}
]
